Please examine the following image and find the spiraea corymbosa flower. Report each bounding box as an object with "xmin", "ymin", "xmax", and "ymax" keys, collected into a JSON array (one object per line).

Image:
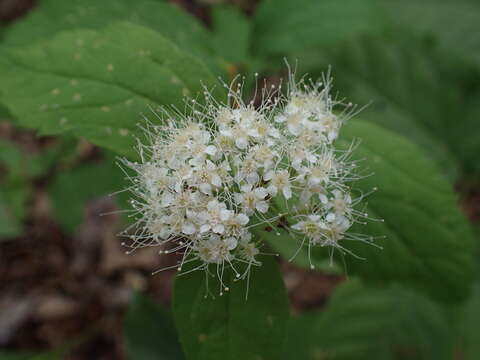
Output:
[{"xmin": 120, "ymin": 70, "xmax": 380, "ymax": 295}]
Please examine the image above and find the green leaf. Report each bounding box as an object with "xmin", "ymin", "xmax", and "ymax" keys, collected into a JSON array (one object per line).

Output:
[
  {"xmin": 125, "ymin": 292, "xmax": 184, "ymax": 360},
  {"xmin": 0, "ymin": 140, "xmax": 32, "ymax": 238},
  {"xmin": 0, "ymin": 22, "xmax": 223, "ymax": 157},
  {"xmin": 457, "ymin": 284, "xmax": 480, "ymax": 359},
  {"xmin": 251, "ymin": 0, "xmax": 384, "ymax": 60},
  {"xmin": 255, "ymin": 226, "xmax": 342, "ymax": 274},
  {"xmin": 0, "ymin": 137, "xmax": 73, "ymax": 239},
  {"xmin": 264, "ymin": 120, "xmax": 475, "ymax": 303},
  {"xmin": 0, "ymin": 139, "xmax": 26, "ymax": 182},
  {"xmin": 302, "ymin": 34, "xmax": 480, "ymax": 178},
  {"xmin": 284, "ymin": 280, "xmax": 452, "ymax": 360},
  {"xmin": 383, "ymin": 0, "xmax": 480, "ymax": 65},
  {"xmin": 0, "ymin": 184, "xmax": 30, "ymax": 238},
  {"xmin": 48, "ymin": 159, "xmax": 126, "ymax": 233},
  {"xmin": 2, "ymin": 0, "xmax": 218, "ymax": 71},
  {"xmin": 0, "ymin": 102, "xmax": 12, "ymax": 120},
  {"xmin": 339, "ymin": 120, "xmax": 474, "ymax": 302},
  {"xmin": 211, "ymin": 6, "xmax": 251, "ymax": 66},
  {"xmin": 173, "ymin": 255, "xmax": 289, "ymax": 360}
]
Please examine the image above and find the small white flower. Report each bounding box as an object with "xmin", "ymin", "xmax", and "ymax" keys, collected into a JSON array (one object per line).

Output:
[
  {"xmin": 264, "ymin": 169, "xmax": 292, "ymax": 199},
  {"xmin": 292, "ymin": 215, "xmax": 325, "ymax": 245},
  {"xmin": 224, "ymin": 237, "xmax": 238, "ymax": 250},
  {"xmin": 235, "ymin": 156, "xmax": 260, "ymax": 184},
  {"xmin": 235, "ymin": 184, "xmax": 269, "ymax": 215},
  {"xmin": 141, "ymin": 165, "xmax": 171, "ymax": 195},
  {"xmin": 320, "ymin": 216, "xmax": 351, "ymax": 243},
  {"xmin": 199, "ymin": 199, "xmax": 231, "ymax": 234},
  {"xmin": 327, "ymin": 189, "xmax": 352, "ymax": 218},
  {"xmin": 251, "ymin": 145, "xmax": 276, "ymax": 170},
  {"xmin": 189, "ymin": 160, "xmax": 223, "ymax": 195},
  {"xmin": 224, "ymin": 213, "xmax": 250, "ymax": 237},
  {"xmin": 196, "ymin": 235, "xmax": 233, "ymax": 264},
  {"xmin": 160, "ymin": 192, "xmax": 175, "ymax": 207},
  {"xmin": 238, "ymin": 238, "xmax": 260, "ymax": 264}
]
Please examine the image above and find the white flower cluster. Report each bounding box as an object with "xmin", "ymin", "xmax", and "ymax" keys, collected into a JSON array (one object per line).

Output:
[{"xmin": 121, "ymin": 73, "xmax": 378, "ymax": 293}]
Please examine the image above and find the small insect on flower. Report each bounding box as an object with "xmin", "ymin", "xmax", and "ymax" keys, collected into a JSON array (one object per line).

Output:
[{"xmin": 119, "ymin": 66, "xmax": 381, "ymax": 296}]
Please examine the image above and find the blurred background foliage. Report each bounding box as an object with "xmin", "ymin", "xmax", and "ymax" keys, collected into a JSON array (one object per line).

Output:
[{"xmin": 0, "ymin": 0, "xmax": 479, "ymax": 359}]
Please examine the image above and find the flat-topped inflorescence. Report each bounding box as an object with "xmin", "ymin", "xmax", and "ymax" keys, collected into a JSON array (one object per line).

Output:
[{"xmin": 119, "ymin": 70, "xmax": 380, "ymax": 295}]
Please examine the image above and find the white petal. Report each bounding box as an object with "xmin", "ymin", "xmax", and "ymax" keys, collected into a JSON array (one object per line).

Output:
[
  {"xmin": 185, "ymin": 209, "xmax": 196, "ymax": 220},
  {"xmin": 189, "ymin": 157, "xmax": 204, "ymax": 167},
  {"xmin": 213, "ymin": 224, "xmax": 225, "ymax": 234},
  {"xmin": 240, "ymin": 184, "xmax": 252, "ymax": 192},
  {"xmin": 288, "ymin": 124, "xmax": 302, "ymax": 136},
  {"xmin": 207, "ymin": 199, "xmax": 217, "ymax": 210},
  {"xmin": 220, "ymin": 129, "xmax": 233, "ymax": 137},
  {"xmin": 254, "ymin": 187, "xmax": 268, "ymax": 199},
  {"xmin": 291, "ymin": 222, "xmax": 303, "ymax": 230},
  {"xmin": 197, "ymin": 211, "xmax": 209, "ymax": 223},
  {"xmin": 234, "ymin": 193, "xmax": 243, "ymax": 203},
  {"xmin": 263, "ymin": 170, "xmax": 274, "ymax": 181},
  {"xmin": 326, "ymin": 213, "xmax": 336, "ymax": 223},
  {"xmin": 220, "ymin": 209, "xmax": 232, "ymax": 221},
  {"xmin": 256, "ymin": 201, "xmax": 269, "ymax": 213},
  {"xmin": 346, "ymin": 194, "xmax": 352, "ymax": 204},
  {"xmin": 267, "ymin": 185, "xmax": 278, "ymax": 196},
  {"xmin": 200, "ymin": 224, "xmax": 211, "ymax": 233},
  {"xmin": 205, "ymin": 145, "xmax": 217, "ymax": 156},
  {"xmin": 269, "ymin": 128, "xmax": 280, "ymax": 138},
  {"xmin": 248, "ymin": 127, "xmax": 260, "ymax": 137},
  {"xmin": 182, "ymin": 223, "xmax": 196, "ymax": 235},
  {"xmin": 319, "ymin": 194, "xmax": 328, "ymax": 204},
  {"xmin": 306, "ymin": 153, "xmax": 317, "ymax": 163},
  {"xmin": 160, "ymin": 192, "xmax": 174, "ymax": 207},
  {"xmin": 246, "ymin": 172, "xmax": 260, "ymax": 184},
  {"xmin": 224, "ymin": 237, "xmax": 238, "ymax": 250},
  {"xmin": 174, "ymin": 182, "xmax": 182, "ymax": 193},
  {"xmin": 283, "ymin": 186, "xmax": 292, "ymax": 199},
  {"xmin": 236, "ymin": 213, "xmax": 249, "ymax": 225},
  {"xmin": 159, "ymin": 227, "xmax": 172, "ymax": 239},
  {"xmin": 235, "ymin": 137, "xmax": 249, "ymax": 149},
  {"xmin": 211, "ymin": 174, "xmax": 222, "ymax": 187},
  {"xmin": 199, "ymin": 183, "xmax": 212, "ymax": 195}
]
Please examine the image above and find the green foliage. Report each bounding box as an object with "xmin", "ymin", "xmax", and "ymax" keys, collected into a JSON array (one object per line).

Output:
[
  {"xmin": 0, "ymin": 103, "xmax": 12, "ymax": 119},
  {"xmin": 306, "ymin": 34, "xmax": 480, "ymax": 178},
  {"xmin": 383, "ymin": 0, "xmax": 480, "ymax": 65},
  {"xmin": 48, "ymin": 158, "xmax": 126, "ymax": 233},
  {"xmin": 0, "ymin": 184, "xmax": 30, "ymax": 238},
  {"xmin": 173, "ymin": 256, "xmax": 288, "ymax": 360},
  {"xmin": 252, "ymin": 0, "xmax": 384, "ymax": 60},
  {"xmin": 0, "ymin": 22, "xmax": 222, "ymax": 158},
  {"xmin": 125, "ymin": 293, "xmax": 184, "ymax": 360},
  {"xmin": 2, "ymin": 0, "xmax": 219, "ymax": 71},
  {"xmin": 263, "ymin": 120, "xmax": 475, "ymax": 303},
  {"xmin": 211, "ymin": 6, "xmax": 251, "ymax": 67},
  {"xmin": 339, "ymin": 120, "xmax": 474, "ymax": 302},
  {"xmin": 457, "ymin": 284, "xmax": 480, "ymax": 359},
  {"xmin": 284, "ymin": 280, "xmax": 452, "ymax": 359},
  {"xmin": 0, "ymin": 139, "xmax": 55, "ymax": 238},
  {"xmin": 253, "ymin": 226, "xmax": 343, "ymax": 274}
]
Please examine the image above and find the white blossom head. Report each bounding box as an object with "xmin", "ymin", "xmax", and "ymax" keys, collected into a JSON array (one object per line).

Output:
[{"xmin": 119, "ymin": 68, "xmax": 380, "ymax": 295}]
